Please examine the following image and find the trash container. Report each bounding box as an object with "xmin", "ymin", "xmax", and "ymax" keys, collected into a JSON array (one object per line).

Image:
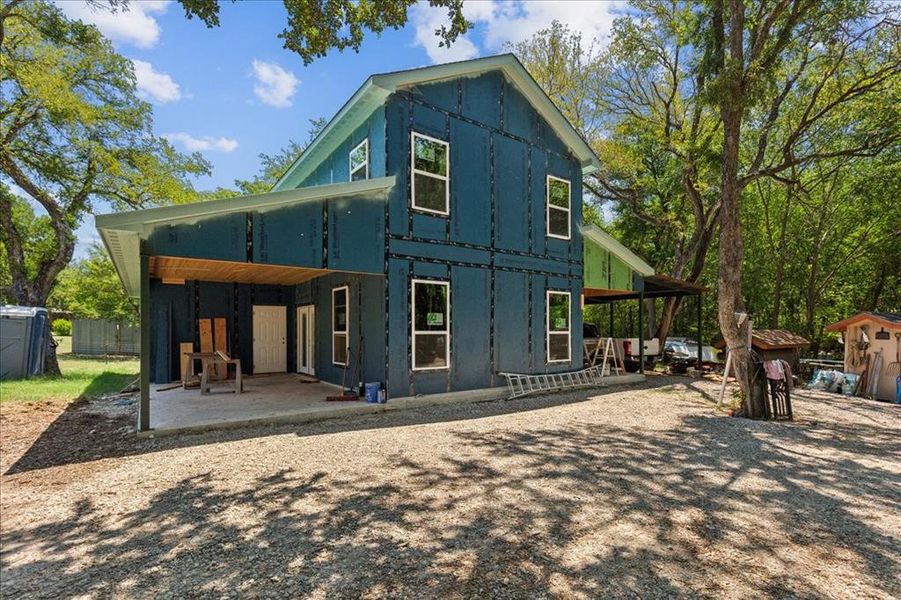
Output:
[
  {"xmin": 0, "ymin": 306, "xmax": 49, "ymax": 380},
  {"xmin": 365, "ymin": 382, "xmax": 382, "ymax": 404}
]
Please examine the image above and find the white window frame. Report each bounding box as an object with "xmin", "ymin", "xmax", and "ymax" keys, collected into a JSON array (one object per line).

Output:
[
  {"xmin": 411, "ymin": 279, "xmax": 451, "ymax": 371},
  {"xmin": 546, "ymin": 290, "xmax": 571, "ymax": 364},
  {"xmin": 332, "ymin": 285, "xmax": 349, "ymax": 366},
  {"xmin": 546, "ymin": 174, "xmax": 571, "ymax": 240},
  {"xmin": 410, "ymin": 131, "xmax": 450, "ymax": 216},
  {"xmin": 349, "ymin": 138, "xmax": 368, "ymax": 181}
]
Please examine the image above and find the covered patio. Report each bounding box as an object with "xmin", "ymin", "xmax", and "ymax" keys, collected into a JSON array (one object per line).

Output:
[{"xmin": 149, "ymin": 373, "xmax": 363, "ymax": 433}]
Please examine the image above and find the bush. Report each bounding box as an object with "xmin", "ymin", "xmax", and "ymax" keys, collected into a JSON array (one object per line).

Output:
[{"xmin": 52, "ymin": 318, "xmax": 72, "ymax": 337}]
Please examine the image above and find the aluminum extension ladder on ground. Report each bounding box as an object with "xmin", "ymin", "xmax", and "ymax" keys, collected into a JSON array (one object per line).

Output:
[
  {"xmin": 501, "ymin": 337, "xmax": 623, "ymax": 400},
  {"xmin": 501, "ymin": 364, "xmax": 608, "ymax": 399}
]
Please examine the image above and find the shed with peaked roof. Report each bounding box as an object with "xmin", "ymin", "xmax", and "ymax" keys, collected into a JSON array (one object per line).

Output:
[{"xmin": 825, "ymin": 312, "xmax": 901, "ymax": 401}]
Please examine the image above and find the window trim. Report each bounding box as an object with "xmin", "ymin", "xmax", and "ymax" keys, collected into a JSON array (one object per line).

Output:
[
  {"xmin": 332, "ymin": 285, "xmax": 349, "ymax": 366},
  {"xmin": 411, "ymin": 278, "xmax": 451, "ymax": 371},
  {"xmin": 410, "ymin": 131, "xmax": 450, "ymax": 217},
  {"xmin": 546, "ymin": 289, "xmax": 571, "ymax": 364},
  {"xmin": 546, "ymin": 174, "xmax": 572, "ymax": 240},
  {"xmin": 349, "ymin": 138, "xmax": 368, "ymax": 181}
]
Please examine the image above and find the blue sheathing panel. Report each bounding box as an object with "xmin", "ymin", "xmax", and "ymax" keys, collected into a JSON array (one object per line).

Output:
[
  {"xmin": 412, "ymin": 103, "xmax": 447, "ymax": 140},
  {"xmin": 451, "ymin": 266, "xmax": 491, "ymax": 389},
  {"xmin": 450, "ymin": 118, "xmax": 491, "ymax": 245},
  {"xmin": 494, "ymin": 271, "xmax": 530, "ymax": 374},
  {"xmin": 530, "ymin": 275, "xmax": 546, "ymax": 369},
  {"xmin": 328, "ymin": 196, "xmax": 385, "ymax": 273},
  {"xmin": 494, "ymin": 134, "xmax": 529, "ymax": 252},
  {"xmin": 147, "ymin": 213, "xmax": 246, "ymax": 261},
  {"xmin": 530, "ymin": 147, "xmax": 548, "ymax": 256},
  {"xmin": 462, "ymin": 72, "xmax": 502, "ymax": 129},
  {"xmin": 149, "ymin": 280, "xmax": 192, "ymax": 383},
  {"xmin": 152, "ymin": 303, "xmax": 171, "ymax": 384},
  {"xmin": 411, "ymin": 213, "xmax": 446, "ymax": 240},
  {"xmin": 387, "ymin": 259, "xmax": 410, "ymax": 399},
  {"xmin": 494, "ymin": 253, "xmax": 569, "ymax": 275},
  {"xmin": 503, "ymin": 81, "xmax": 539, "ymax": 142},
  {"xmin": 385, "ymin": 96, "xmax": 410, "ymax": 238},
  {"xmin": 253, "ymin": 203, "xmax": 323, "ymax": 267}
]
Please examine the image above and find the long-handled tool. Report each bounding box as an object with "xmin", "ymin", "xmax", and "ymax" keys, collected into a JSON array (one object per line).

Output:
[
  {"xmin": 326, "ymin": 336, "xmax": 363, "ymax": 401},
  {"xmin": 886, "ymin": 332, "xmax": 901, "ymax": 377}
]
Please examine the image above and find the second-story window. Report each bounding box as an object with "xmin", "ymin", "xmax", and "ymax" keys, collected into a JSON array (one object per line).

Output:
[
  {"xmin": 411, "ymin": 131, "xmax": 449, "ymax": 216},
  {"xmin": 349, "ymin": 138, "xmax": 368, "ymax": 181},
  {"xmin": 546, "ymin": 175, "xmax": 571, "ymax": 240}
]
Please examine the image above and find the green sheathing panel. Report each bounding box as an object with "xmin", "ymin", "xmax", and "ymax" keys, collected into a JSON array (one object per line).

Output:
[
  {"xmin": 582, "ymin": 234, "xmax": 636, "ymax": 292},
  {"xmin": 610, "ymin": 254, "xmax": 633, "ymax": 291}
]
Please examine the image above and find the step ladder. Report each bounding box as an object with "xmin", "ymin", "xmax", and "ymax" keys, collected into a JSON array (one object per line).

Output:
[{"xmin": 500, "ymin": 364, "xmax": 607, "ymax": 400}]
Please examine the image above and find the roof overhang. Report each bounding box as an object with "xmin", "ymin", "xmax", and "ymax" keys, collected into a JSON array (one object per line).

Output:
[
  {"xmin": 581, "ymin": 224, "xmax": 655, "ymax": 277},
  {"xmin": 96, "ymin": 176, "xmax": 395, "ymax": 298},
  {"xmin": 273, "ymin": 54, "xmax": 600, "ymax": 191},
  {"xmin": 824, "ymin": 312, "xmax": 901, "ymax": 332}
]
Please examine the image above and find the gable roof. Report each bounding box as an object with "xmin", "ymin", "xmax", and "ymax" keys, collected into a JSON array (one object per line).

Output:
[
  {"xmin": 824, "ymin": 311, "xmax": 901, "ymax": 332},
  {"xmin": 273, "ymin": 54, "xmax": 600, "ymax": 192},
  {"xmin": 96, "ymin": 176, "xmax": 395, "ymax": 297}
]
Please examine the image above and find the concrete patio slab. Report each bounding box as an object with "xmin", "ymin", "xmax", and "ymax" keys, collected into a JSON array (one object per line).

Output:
[{"xmin": 144, "ymin": 372, "xmax": 646, "ymax": 437}]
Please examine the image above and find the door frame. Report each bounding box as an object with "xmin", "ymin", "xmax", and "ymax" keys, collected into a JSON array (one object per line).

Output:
[
  {"xmin": 252, "ymin": 305, "xmax": 287, "ymax": 374},
  {"xmin": 296, "ymin": 304, "xmax": 316, "ymax": 375}
]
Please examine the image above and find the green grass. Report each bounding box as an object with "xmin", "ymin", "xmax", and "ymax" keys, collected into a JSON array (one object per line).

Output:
[{"xmin": 0, "ymin": 352, "xmax": 139, "ymax": 404}]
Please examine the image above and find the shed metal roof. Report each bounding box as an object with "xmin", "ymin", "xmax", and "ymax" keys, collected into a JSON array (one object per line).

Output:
[
  {"xmin": 824, "ymin": 312, "xmax": 901, "ymax": 332},
  {"xmin": 95, "ymin": 176, "xmax": 395, "ymax": 297},
  {"xmin": 273, "ymin": 53, "xmax": 600, "ymax": 191}
]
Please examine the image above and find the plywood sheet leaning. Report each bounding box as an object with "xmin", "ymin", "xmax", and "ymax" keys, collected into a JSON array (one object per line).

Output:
[
  {"xmin": 214, "ymin": 317, "xmax": 227, "ymax": 379},
  {"xmin": 179, "ymin": 342, "xmax": 194, "ymax": 383},
  {"xmin": 199, "ymin": 318, "xmax": 213, "ymax": 354}
]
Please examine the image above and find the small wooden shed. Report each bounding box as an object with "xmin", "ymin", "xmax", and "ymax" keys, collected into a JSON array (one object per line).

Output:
[
  {"xmin": 825, "ymin": 312, "xmax": 901, "ymax": 402},
  {"xmin": 714, "ymin": 329, "xmax": 810, "ymax": 370}
]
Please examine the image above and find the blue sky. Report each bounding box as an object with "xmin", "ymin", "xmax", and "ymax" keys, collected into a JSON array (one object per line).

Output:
[{"xmin": 55, "ymin": 0, "xmax": 624, "ymax": 255}]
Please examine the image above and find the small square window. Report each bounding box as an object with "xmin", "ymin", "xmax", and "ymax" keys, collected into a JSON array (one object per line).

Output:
[
  {"xmin": 411, "ymin": 132, "xmax": 449, "ymax": 216},
  {"xmin": 412, "ymin": 279, "xmax": 450, "ymax": 370},
  {"xmin": 350, "ymin": 138, "xmax": 368, "ymax": 182},
  {"xmin": 547, "ymin": 175, "xmax": 571, "ymax": 239}
]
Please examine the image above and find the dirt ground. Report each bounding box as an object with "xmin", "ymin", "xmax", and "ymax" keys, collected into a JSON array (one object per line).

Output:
[{"xmin": 1, "ymin": 377, "xmax": 899, "ymax": 599}]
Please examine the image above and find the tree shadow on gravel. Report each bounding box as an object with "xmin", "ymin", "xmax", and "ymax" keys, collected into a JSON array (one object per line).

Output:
[
  {"xmin": 6, "ymin": 378, "xmax": 679, "ymax": 475},
  {"xmin": 2, "ymin": 391, "xmax": 898, "ymax": 598}
]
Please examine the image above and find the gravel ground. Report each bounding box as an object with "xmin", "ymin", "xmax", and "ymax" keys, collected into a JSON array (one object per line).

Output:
[{"xmin": 1, "ymin": 376, "xmax": 899, "ymax": 599}]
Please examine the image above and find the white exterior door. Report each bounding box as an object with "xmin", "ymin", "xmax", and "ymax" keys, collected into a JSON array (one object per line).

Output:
[
  {"xmin": 296, "ymin": 305, "xmax": 316, "ymax": 375},
  {"xmin": 253, "ymin": 305, "xmax": 287, "ymax": 374}
]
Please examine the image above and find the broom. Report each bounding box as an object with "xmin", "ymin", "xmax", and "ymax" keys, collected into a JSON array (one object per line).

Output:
[{"xmin": 326, "ymin": 337, "xmax": 362, "ymax": 401}]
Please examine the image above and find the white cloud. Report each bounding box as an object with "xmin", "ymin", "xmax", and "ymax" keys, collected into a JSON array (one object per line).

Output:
[
  {"xmin": 251, "ymin": 60, "xmax": 300, "ymax": 108},
  {"xmin": 411, "ymin": 4, "xmax": 480, "ymax": 64},
  {"xmin": 163, "ymin": 133, "xmax": 238, "ymax": 153},
  {"xmin": 412, "ymin": 1, "xmax": 626, "ymax": 64},
  {"xmin": 132, "ymin": 60, "xmax": 181, "ymax": 103},
  {"xmin": 58, "ymin": 1, "xmax": 169, "ymax": 49}
]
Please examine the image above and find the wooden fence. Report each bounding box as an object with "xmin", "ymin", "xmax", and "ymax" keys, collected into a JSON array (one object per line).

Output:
[{"xmin": 71, "ymin": 319, "xmax": 140, "ymax": 356}]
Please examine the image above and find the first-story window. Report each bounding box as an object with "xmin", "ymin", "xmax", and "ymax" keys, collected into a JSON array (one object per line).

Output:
[
  {"xmin": 546, "ymin": 175, "xmax": 571, "ymax": 239},
  {"xmin": 547, "ymin": 290, "xmax": 571, "ymax": 363},
  {"xmin": 349, "ymin": 138, "xmax": 368, "ymax": 181},
  {"xmin": 332, "ymin": 286, "xmax": 349, "ymax": 365},
  {"xmin": 412, "ymin": 279, "xmax": 450, "ymax": 370},
  {"xmin": 411, "ymin": 131, "xmax": 449, "ymax": 215}
]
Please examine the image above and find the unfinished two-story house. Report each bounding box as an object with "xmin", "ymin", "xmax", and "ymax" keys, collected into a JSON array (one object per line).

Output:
[{"xmin": 97, "ymin": 54, "xmax": 652, "ymax": 432}]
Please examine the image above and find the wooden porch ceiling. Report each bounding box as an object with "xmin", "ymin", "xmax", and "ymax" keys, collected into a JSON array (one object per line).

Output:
[{"xmin": 149, "ymin": 256, "xmax": 329, "ymax": 286}]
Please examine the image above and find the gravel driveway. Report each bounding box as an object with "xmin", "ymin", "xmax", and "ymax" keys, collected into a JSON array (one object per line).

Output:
[{"xmin": 2, "ymin": 377, "xmax": 899, "ymax": 598}]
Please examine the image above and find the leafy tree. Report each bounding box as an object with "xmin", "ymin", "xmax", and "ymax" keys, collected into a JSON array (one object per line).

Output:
[
  {"xmin": 0, "ymin": 1, "xmax": 209, "ymax": 374},
  {"xmin": 50, "ymin": 244, "xmax": 138, "ymax": 323},
  {"xmin": 75, "ymin": 0, "xmax": 469, "ymax": 65},
  {"xmin": 701, "ymin": 0, "xmax": 899, "ymax": 414},
  {"xmin": 232, "ymin": 118, "xmax": 327, "ymax": 196}
]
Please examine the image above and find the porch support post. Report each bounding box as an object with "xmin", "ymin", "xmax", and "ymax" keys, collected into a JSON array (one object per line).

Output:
[
  {"xmin": 637, "ymin": 291, "xmax": 645, "ymax": 374},
  {"xmin": 139, "ymin": 250, "xmax": 151, "ymax": 432},
  {"xmin": 696, "ymin": 292, "xmax": 703, "ymax": 369},
  {"xmin": 608, "ymin": 302, "xmax": 614, "ymax": 338}
]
